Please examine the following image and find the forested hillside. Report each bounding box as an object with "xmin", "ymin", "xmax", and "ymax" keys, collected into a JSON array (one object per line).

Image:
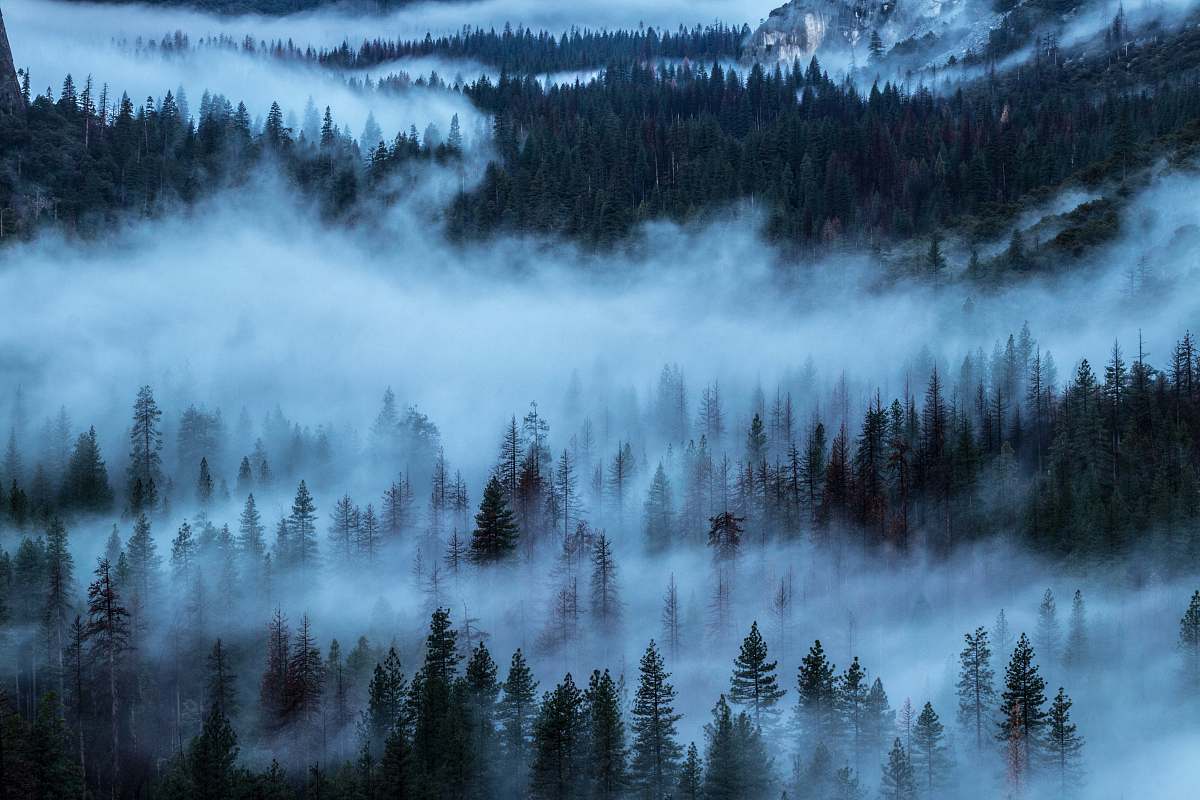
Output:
[
  {"xmin": 2, "ymin": 8, "xmax": 1198, "ymax": 252},
  {"xmin": 3, "ymin": 0, "xmax": 1200, "ymax": 798}
]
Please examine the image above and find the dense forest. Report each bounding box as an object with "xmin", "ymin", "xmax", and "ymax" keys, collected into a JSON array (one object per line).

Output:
[
  {"xmin": 3, "ymin": 7, "xmax": 1198, "ymax": 251},
  {"xmin": 4, "ymin": 0, "xmax": 1200, "ymax": 798},
  {"xmin": 2, "ymin": 320, "xmax": 1200, "ymax": 797},
  {"xmin": 153, "ymin": 23, "xmax": 751, "ymax": 74}
]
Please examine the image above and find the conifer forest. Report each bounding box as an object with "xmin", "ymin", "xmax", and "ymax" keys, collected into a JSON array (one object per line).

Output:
[{"xmin": 2, "ymin": 0, "xmax": 1200, "ymax": 797}]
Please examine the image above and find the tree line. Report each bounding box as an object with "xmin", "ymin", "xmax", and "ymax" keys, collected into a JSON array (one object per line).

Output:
[{"xmin": 27, "ymin": 546, "xmax": 1200, "ymax": 799}]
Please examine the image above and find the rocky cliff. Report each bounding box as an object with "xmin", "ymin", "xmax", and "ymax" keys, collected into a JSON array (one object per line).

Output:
[
  {"xmin": 0, "ymin": 7, "xmax": 23, "ymax": 113},
  {"xmin": 746, "ymin": 0, "xmax": 988, "ymax": 65}
]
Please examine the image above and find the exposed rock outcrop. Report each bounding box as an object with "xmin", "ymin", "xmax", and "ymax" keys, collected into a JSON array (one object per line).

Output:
[{"xmin": 0, "ymin": 7, "xmax": 23, "ymax": 113}]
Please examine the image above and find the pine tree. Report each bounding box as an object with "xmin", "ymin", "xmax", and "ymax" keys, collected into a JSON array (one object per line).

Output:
[
  {"xmin": 702, "ymin": 695, "xmax": 738, "ymax": 800},
  {"xmin": 911, "ymin": 701, "xmax": 949, "ymax": 794},
  {"xmin": 358, "ymin": 503, "xmax": 381, "ymax": 563},
  {"xmin": 260, "ymin": 608, "xmax": 290, "ymax": 732},
  {"xmin": 465, "ymin": 642, "xmax": 500, "ymax": 792},
  {"xmin": 707, "ymin": 511, "xmax": 744, "ymax": 560},
  {"xmin": 997, "ymin": 633, "xmax": 1047, "ymax": 779},
  {"xmin": 729, "ymin": 620, "xmax": 785, "ymax": 724},
  {"xmin": 363, "ymin": 646, "xmax": 407, "ymax": 758},
  {"xmin": 125, "ymin": 512, "xmax": 159, "ymax": 642},
  {"xmin": 864, "ymin": 676, "xmax": 894, "ymax": 766},
  {"xmin": 238, "ymin": 494, "xmax": 266, "ymax": 561},
  {"xmin": 236, "ymin": 456, "xmax": 253, "ymax": 495},
  {"xmin": 1064, "ymin": 590, "xmax": 1087, "ymax": 668},
  {"xmin": 584, "ymin": 669, "xmax": 627, "ymax": 798},
  {"xmin": 288, "ymin": 481, "xmax": 318, "ymax": 575},
  {"xmin": 643, "ymin": 461, "xmax": 674, "ymax": 551},
  {"xmin": 197, "ymin": 457, "xmax": 214, "ymax": 505},
  {"xmin": 498, "ymin": 648, "xmax": 539, "ymax": 789},
  {"xmin": 1181, "ymin": 590, "xmax": 1200, "ymax": 689},
  {"xmin": 1036, "ymin": 588, "xmax": 1061, "ymax": 664},
  {"xmin": 677, "ymin": 742, "xmax": 702, "ymax": 800},
  {"xmin": 470, "ymin": 475, "xmax": 519, "ymax": 563},
  {"xmin": 1045, "ymin": 687, "xmax": 1084, "ymax": 796},
  {"xmin": 629, "ymin": 640, "xmax": 683, "ymax": 797},
  {"xmin": 879, "ymin": 738, "xmax": 916, "ymax": 800},
  {"xmin": 589, "ymin": 533, "xmax": 620, "ymax": 632},
  {"xmin": 171, "ymin": 521, "xmax": 197, "ymax": 580},
  {"xmin": 188, "ymin": 702, "xmax": 240, "ymax": 800},
  {"xmin": 44, "ymin": 518, "xmax": 74, "ymax": 701},
  {"xmin": 838, "ymin": 655, "xmax": 869, "ymax": 770},
  {"xmin": 662, "ymin": 573, "xmax": 682, "ymax": 661},
  {"xmin": 62, "ymin": 427, "xmax": 112, "ymax": 512},
  {"xmin": 956, "ymin": 626, "xmax": 995, "ymax": 753},
  {"xmin": 207, "ymin": 638, "xmax": 237, "ymax": 717},
  {"xmin": 530, "ymin": 673, "xmax": 585, "ymax": 799},
  {"xmin": 128, "ymin": 385, "xmax": 163, "ymax": 512},
  {"xmin": 795, "ymin": 639, "xmax": 838, "ymax": 751},
  {"xmin": 84, "ymin": 557, "xmax": 130, "ymax": 797},
  {"xmin": 329, "ymin": 493, "xmax": 359, "ymax": 565}
]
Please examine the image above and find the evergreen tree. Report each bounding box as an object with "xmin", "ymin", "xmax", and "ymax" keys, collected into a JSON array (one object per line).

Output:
[
  {"xmin": 1045, "ymin": 687, "xmax": 1084, "ymax": 797},
  {"xmin": 1064, "ymin": 590, "xmax": 1087, "ymax": 668},
  {"xmin": 62, "ymin": 427, "xmax": 113, "ymax": 512},
  {"xmin": 470, "ymin": 475, "xmax": 519, "ymax": 563},
  {"xmin": 84, "ymin": 557, "xmax": 130, "ymax": 797},
  {"xmin": 363, "ymin": 646, "xmax": 407, "ymax": 758},
  {"xmin": 1181, "ymin": 590, "xmax": 1200, "ymax": 689},
  {"xmin": 238, "ymin": 494, "xmax": 266, "ymax": 562},
  {"xmin": 795, "ymin": 639, "xmax": 838, "ymax": 751},
  {"xmin": 197, "ymin": 457, "xmax": 214, "ymax": 505},
  {"xmin": 458, "ymin": 645, "xmax": 495, "ymax": 784},
  {"xmin": 629, "ymin": 640, "xmax": 683, "ymax": 797},
  {"xmin": 530, "ymin": 673, "xmax": 585, "ymax": 800},
  {"xmin": 864, "ymin": 677, "xmax": 894, "ymax": 766},
  {"xmin": 128, "ymin": 385, "xmax": 163, "ymax": 512},
  {"xmin": 879, "ymin": 738, "xmax": 916, "ymax": 800},
  {"xmin": 189, "ymin": 702, "xmax": 241, "ymax": 800},
  {"xmin": 911, "ymin": 701, "xmax": 949, "ymax": 795},
  {"xmin": 956, "ymin": 626, "xmax": 995, "ymax": 753},
  {"xmin": 590, "ymin": 532, "xmax": 620, "ymax": 632},
  {"xmin": 498, "ymin": 648, "xmax": 539, "ymax": 790},
  {"xmin": 677, "ymin": 742, "xmax": 702, "ymax": 800},
  {"xmin": 584, "ymin": 669, "xmax": 627, "ymax": 798},
  {"xmin": 729, "ymin": 620, "xmax": 786, "ymax": 724},
  {"xmin": 997, "ymin": 633, "xmax": 1047, "ymax": 779},
  {"xmin": 207, "ymin": 638, "xmax": 238, "ymax": 717},
  {"xmin": 643, "ymin": 461, "xmax": 674, "ymax": 551},
  {"xmin": 1036, "ymin": 588, "xmax": 1061, "ymax": 664},
  {"xmin": 838, "ymin": 655, "xmax": 869, "ymax": 770},
  {"xmin": 287, "ymin": 481, "xmax": 319, "ymax": 575}
]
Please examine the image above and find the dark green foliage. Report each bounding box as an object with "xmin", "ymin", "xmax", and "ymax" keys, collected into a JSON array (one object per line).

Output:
[
  {"xmin": 189, "ymin": 703, "xmax": 242, "ymax": 800},
  {"xmin": 956, "ymin": 626, "xmax": 995, "ymax": 753},
  {"xmin": 729, "ymin": 620, "xmax": 785, "ymax": 723},
  {"xmin": 470, "ymin": 474, "xmax": 519, "ymax": 563},
  {"xmin": 584, "ymin": 669, "xmax": 627, "ymax": 798},
  {"xmin": 629, "ymin": 640, "xmax": 683, "ymax": 797},
  {"xmin": 795, "ymin": 639, "xmax": 838, "ymax": 751},
  {"xmin": 530, "ymin": 673, "xmax": 585, "ymax": 799},
  {"xmin": 1181, "ymin": 590, "xmax": 1200, "ymax": 689},
  {"xmin": 498, "ymin": 648, "xmax": 539, "ymax": 793},
  {"xmin": 879, "ymin": 738, "xmax": 917, "ymax": 800},
  {"xmin": 998, "ymin": 633, "xmax": 1047, "ymax": 777},
  {"xmin": 911, "ymin": 701, "xmax": 949, "ymax": 794},
  {"xmin": 702, "ymin": 695, "xmax": 772, "ymax": 800},
  {"xmin": 1045, "ymin": 687, "xmax": 1083, "ymax": 796}
]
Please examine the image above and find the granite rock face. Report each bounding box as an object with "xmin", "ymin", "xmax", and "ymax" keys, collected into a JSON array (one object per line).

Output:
[
  {"xmin": 0, "ymin": 8, "xmax": 23, "ymax": 113},
  {"xmin": 746, "ymin": 0, "xmax": 989, "ymax": 65}
]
